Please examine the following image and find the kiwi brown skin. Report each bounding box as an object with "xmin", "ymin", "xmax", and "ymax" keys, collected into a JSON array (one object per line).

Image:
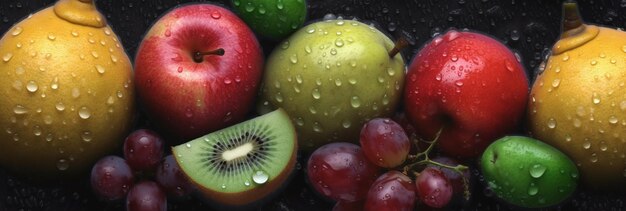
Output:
[{"xmin": 171, "ymin": 129, "xmax": 298, "ymax": 209}]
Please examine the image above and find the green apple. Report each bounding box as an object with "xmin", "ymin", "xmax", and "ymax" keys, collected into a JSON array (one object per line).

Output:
[
  {"xmin": 231, "ymin": 0, "xmax": 307, "ymax": 40},
  {"xmin": 481, "ymin": 136, "xmax": 578, "ymax": 208},
  {"xmin": 258, "ymin": 19, "xmax": 406, "ymax": 150}
]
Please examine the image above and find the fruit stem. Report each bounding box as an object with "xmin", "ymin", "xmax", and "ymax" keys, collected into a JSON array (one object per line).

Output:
[
  {"xmin": 560, "ymin": 1, "xmax": 585, "ymax": 37},
  {"xmin": 388, "ymin": 36, "xmax": 409, "ymax": 58},
  {"xmin": 402, "ymin": 126, "xmax": 471, "ymax": 201},
  {"xmin": 193, "ymin": 48, "xmax": 225, "ymax": 63}
]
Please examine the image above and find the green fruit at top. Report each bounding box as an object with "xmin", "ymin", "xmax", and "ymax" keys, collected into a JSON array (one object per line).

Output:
[
  {"xmin": 258, "ymin": 19, "xmax": 406, "ymax": 150},
  {"xmin": 481, "ymin": 136, "xmax": 578, "ymax": 208},
  {"xmin": 231, "ymin": 0, "xmax": 307, "ymax": 40}
]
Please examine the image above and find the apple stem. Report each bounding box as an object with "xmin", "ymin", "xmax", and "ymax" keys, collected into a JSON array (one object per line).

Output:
[
  {"xmin": 561, "ymin": 1, "xmax": 585, "ymax": 37},
  {"xmin": 402, "ymin": 126, "xmax": 471, "ymax": 201},
  {"xmin": 388, "ymin": 36, "xmax": 409, "ymax": 58},
  {"xmin": 193, "ymin": 48, "xmax": 225, "ymax": 63}
]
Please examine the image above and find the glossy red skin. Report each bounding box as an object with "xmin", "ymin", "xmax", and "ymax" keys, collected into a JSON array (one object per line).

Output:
[
  {"xmin": 90, "ymin": 156, "xmax": 134, "ymax": 201},
  {"xmin": 404, "ymin": 30, "xmax": 528, "ymax": 158},
  {"xmin": 307, "ymin": 142, "xmax": 381, "ymax": 202},
  {"xmin": 126, "ymin": 181, "xmax": 167, "ymax": 211},
  {"xmin": 123, "ymin": 129, "xmax": 164, "ymax": 172},
  {"xmin": 364, "ymin": 171, "xmax": 416, "ymax": 211},
  {"xmin": 415, "ymin": 168, "xmax": 453, "ymax": 208},
  {"xmin": 360, "ymin": 118, "xmax": 410, "ymax": 168},
  {"xmin": 134, "ymin": 4, "xmax": 263, "ymax": 143}
]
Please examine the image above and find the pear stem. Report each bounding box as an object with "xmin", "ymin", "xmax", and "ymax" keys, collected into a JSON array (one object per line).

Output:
[
  {"xmin": 388, "ymin": 36, "xmax": 409, "ymax": 58},
  {"xmin": 193, "ymin": 48, "xmax": 225, "ymax": 63},
  {"xmin": 561, "ymin": 1, "xmax": 584, "ymax": 34}
]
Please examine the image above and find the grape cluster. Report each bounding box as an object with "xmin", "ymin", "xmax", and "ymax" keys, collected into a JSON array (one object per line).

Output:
[
  {"xmin": 90, "ymin": 129, "xmax": 192, "ymax": 211},
  {"xmin": 307, "ymin": 117, "xmax": 471, "ymax": 210}
]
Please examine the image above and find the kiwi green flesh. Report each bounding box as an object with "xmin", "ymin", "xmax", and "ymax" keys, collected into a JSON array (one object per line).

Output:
[{"xmin": 172, "ymin": 109, "xmax": 297, "ymax": 194}]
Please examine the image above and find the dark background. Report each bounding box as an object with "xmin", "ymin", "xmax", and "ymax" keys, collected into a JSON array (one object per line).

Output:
[{"xmin": 1, "ymin": 0, "xmax": 626, "ymax": 210}]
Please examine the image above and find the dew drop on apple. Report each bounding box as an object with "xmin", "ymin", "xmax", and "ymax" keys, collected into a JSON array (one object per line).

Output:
[
  {"xmin": 551, "ymin": 78, "xmax": 561, "ymax": 88},
  {"xmin": 305, "ymin": 46, "xmax": 312, "ymax": 54},
  {"xmin": 609, "ymin": 116, "xmax": 619, "ymax": 124},
  {"xmin": 81, "ymin": 131, "xmax": 92, "ymax": 142},
  {"xmin": 313, "ymin": 122, "xmax": 323, "ymax": 132},
  {"xmin": 330, "ymin": 48, "xmax": 337, "ymax": 55},
  {"xmin": 275, "ymin": 92, "xmax": 284, "ymax": 102},
  {"xmin": 56, "ymin": 159, "xmax": 69, "ymax": 171},
  {"xmin": 334, "ymin": 79, "xmax": 342, "ymax": 86},
  {"xmin": 253, "ymin": 170, "xmax": 269, "ymax": 184},
  {"xmin": 258, "ymin": 6, "xmax": 266, "ymax": 14},
  {"xmin": 342, "ymin": 120, "xmax": 351, "ymax": 128},
  {"xmin": 295, "ymin": 117, "xmax": 304, "ymax": 126},
  {"xmin": 11, "ymin": 26, "xmax": 23, "ymax": 36},
  {"xmin": 78, "ymin": 107, "xmax": 91, "ymax": 119},
  {"xmin": 583, "ymin": 141, "xmax": 591, "ymax": 149},
  {"xmin": 95, "ymin": 65, "xmax": 105, "ymax": 74},
  {"xmin": 295, "ymin": 75, "xmax": 303, "ymax": 84},
  {"xmin": 211, "ymin": 11, "xmax": 221, "ymax": 19},
  {"xmin": 348, "ymin": 78, "xmax": 357, "ymax": 85},
  {"xmin": 91, "ymin": 51, "xmax": 99, "ymax": 58},
  {"xmin": 335, "ymin": 38, "xmax": 344, "ymax": 47},
  {"xmin": 13, "ymin": 105, "xmax": 28, "ymax": 115},
  {"xmin": 47, "ymin": 34, "xmax": 56, "ymax": 41}
]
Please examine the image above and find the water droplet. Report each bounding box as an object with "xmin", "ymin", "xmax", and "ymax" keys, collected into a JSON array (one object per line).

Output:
[
  {"xmin": 117, "ymin": 90, "xmax": 124, "ymax": 98},
  {"xmin": 252, "ymin": 170, "xmax": 269, "ymax": 184},
  {"xmin": 78, "ymin": 107, "xmax": 91, "ymax": 119},
  {"xmin": 590, "ymin": 60, "xmax": 597, "ymax": 66},
  {"xmin": 56, "ymin": 159, "xmax": 69, "ymax": 171},
  {"xmin": 91, "ymin": 51, "xmax": 99, "ymax": 58},
  {"xmin": 592, "ymin": 93, "xmax": 601, "ymax": 104},
  {"xmin": 110, "ymin": 55, "xmax": 118, "ymax": 63},
  {"xmin": 290, "ymin": 54, "xmax": 298, "ymax": 64},
  {"xmin": 562, "ymin": 54, "xmax": 569, "ymax": 61},
  {"xmin": 47, "ymin": 34, "xmax": 56, "ymax": 40},
  {"xmin": 3, "ymin": 53, "xmax": 13, "ymax": 62},
  {"xmin": 211, "ymin": 11, "xmax": 221, "ymax": 19},
  {"xmin": 547, "ymin": 118, "xmax": 557, "ymax": 129},
  {"xmin": 609, "ymin": 116, "xmax": 619, "ymax": 124},
  {"xmin": 72, "ymin": 88, "xmax": 80, "ymax": 98},
  {"xmin": 275, "ymin": 92, "xmax": 283, "ymax": 102},
  {"xmin": 350, "ymin": 96, "xmax": 361, "ymax": 108},
  {"xmin": 81, "ymin": 131, "xmax": 92, "ymax": 142},
  {"xmin": 348, "ymin": 78, "xmax": 357, "ymax": 85},
  {"xmin": 13, "ymin": 105, "xmax": 28, "ymax": 114},
  {"xmin": 26, "ymin": 81, "xmax": 38, "ymax": 92},
  {"xmin": 335, "ymin": 38, "xmax": 344, "ymax": 47},
  {"xmin": 55, "ymin": 102, "xmax": 65, "ymax": 111},
  {"xmin": 245, "ymin": 2, "xmax": 255, "ymax": 12},
  {"xmin": 551, "ymin": 79, "xmax": 560, "ymax": 88},
  {"xmin": 305, "ymin": 46, "xmax": 312, "ymax": 54},
  {"xmin": 312, "ymin": 89, "xmax": 321, "ymax": 99},
  {"xmin": 529, "ymin": 164, "xmax": 547, "ymax": 178},
  {"xmin": 306, "ymin": 28, "xmax": 315, "ymax": 34},
  {"xmin": 95, "ymin": 65, "xmax": 105, "ymax": 74},
  {"xmin": 342, "ymin": 120, "xmax": 351, "ymax": 128},
  {"xmin": 583, "ymin": 141, "xmax": 591, "ymax": 149},
  {"xmin": 528, "ymin": 185, "xmax": 538, "ymax": 196}
]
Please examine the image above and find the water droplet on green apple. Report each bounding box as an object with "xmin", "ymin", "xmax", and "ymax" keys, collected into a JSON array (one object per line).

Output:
[
  {"xmin": 335, "ymin": 38, "xmax": 344, "ymax": 47},
  {"xmin": 350, "ymin": 96, "xmax": 361, "ymax": 108},
  {"xmin": 305, "ymin": 46, "xmax": 312, "ymax": 54},
  {"xmin": 290, "ymin": 54, "xmax": 298, "ymax": 64},
  {"xmin": 529, "ymin": 164, "xmax": 547, "ymax": 178}
]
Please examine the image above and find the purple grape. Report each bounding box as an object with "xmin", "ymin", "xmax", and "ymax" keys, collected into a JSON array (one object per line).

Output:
[
  {"xmin": 126, "ymin": 181, "xmax": 167, "ymax": 211},
  {"xmin": 90, "ymin": 155, "xmax": 134, "ymax": 201},
  {"xmin": 155, "ymin": 155, "xmax": 193, "ymax": 198},
  {"xmin": 123, "ymin": 129, "xmax": 164, "ymax": 172}
]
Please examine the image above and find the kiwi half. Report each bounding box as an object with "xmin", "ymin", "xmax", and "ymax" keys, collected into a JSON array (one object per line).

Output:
[{"xmin": 172, "ymin": 109, "xmax": 297, "ymax": 207}]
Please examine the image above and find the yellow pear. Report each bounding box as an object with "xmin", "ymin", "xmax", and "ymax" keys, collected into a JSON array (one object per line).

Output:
[
  {"xmin": 0, "ymin": 0, "xmax": 134, "ymax": 179},
  {"xmin": 528, "ymin": 2, "xmax": 626, "ymax": 189}
]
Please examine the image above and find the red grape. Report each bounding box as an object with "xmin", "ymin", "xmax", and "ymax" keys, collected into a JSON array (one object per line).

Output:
[
  {"xmin": 415, "ymin": 167, "xmax": 453, "ymax": 208},
  {"xmin": 90, "ymin": 155, "xmax": 134, "ymax": 201},
  {"xmin": 364, "ymin": 171, "xmax": 416, "ymax": 211},
  {"xmin": 360, "ymin": 118, "xmax": 410, "ymax": 168},
  {"xmin": 307, "ymin": 142, "xmax": 381, "ymax": 202},
  {"xmin": 155, "ymin": 155, "xmax": 193, "ymax": 199},
  {"xmin": 124, "ymin": 129, "xmax": 164, "ymax": 172},
  {"xmin": 333, "ymin": 200, "xmax": 364, "ymax": 211},
  {"xmin": 126, "ymin": 180, "xmax": 167, "ymax": 211},
  {"xmin": 428, "ymin": 156, "xmax": 471, "ymax": 200}
]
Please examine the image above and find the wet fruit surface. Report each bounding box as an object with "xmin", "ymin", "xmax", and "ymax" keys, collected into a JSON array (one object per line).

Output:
[
  {"xmin": 528, "ymin": 2, "xmax": 626, "ymax": 190},
  {"xmin": 1, "ymin": 0, "xmax": 626, "ymax": 210},
  {"xmin": 0, "ymin": 0, "xmax": 135, "ymax": 179},
  {"xmin": 481, "ymin": 136, "xmax": 578, "ymax": 208}
]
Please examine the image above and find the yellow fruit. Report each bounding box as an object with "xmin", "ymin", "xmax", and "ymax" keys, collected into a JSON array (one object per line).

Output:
[
  {"xmin": 0, "ymin": 0, "xmax": 134, "ymax": 179},
  {"xmin": 528, "ymin": 2, "xmax": 626, "ymax": 189}
]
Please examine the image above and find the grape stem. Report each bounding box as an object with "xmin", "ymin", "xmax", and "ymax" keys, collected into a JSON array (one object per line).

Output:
[{"xmin": 402, "ymin": 127, "xmax": 471, "ymax": 201}]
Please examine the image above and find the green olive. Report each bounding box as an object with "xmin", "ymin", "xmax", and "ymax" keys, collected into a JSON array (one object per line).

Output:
[{"xmin": 481, "ymin": 136, "xmax": 579, "ymax": 208}]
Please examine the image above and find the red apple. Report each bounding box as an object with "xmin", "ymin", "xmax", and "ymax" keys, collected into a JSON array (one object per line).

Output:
[
  {"xmin": 134, "ymin": 4, "xmax": 263, "ymax": 143},
  {"xmin": 403, "ymin": 30, "xmax": 528, "ymax": 158}
]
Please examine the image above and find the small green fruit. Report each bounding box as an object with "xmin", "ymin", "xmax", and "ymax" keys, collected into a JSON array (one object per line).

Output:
[
  {"xmin": 258, "ymin": 19, "xmax": 406, "ymax": 150},
  {"xmin": 231, "ymin": 0, "xmax": 307, "ymax": 40},
  {"xmin": 481, "ymin": 136, "xmax": 578, "ymax": 208}
]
